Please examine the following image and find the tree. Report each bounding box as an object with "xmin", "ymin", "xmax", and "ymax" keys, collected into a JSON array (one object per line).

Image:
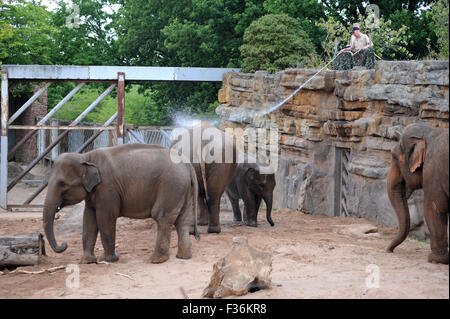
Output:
[
  {"xmin": 50, "ymin": 0, "xmax": 118, "ymax": 65},
  {"xmin": 428, "ymin": 0, "xmax": 449, "ymax": 58},
  {"xmin": 113, "ymin": 0, "xmax": 267, "ymax": 124},
  {"xmin": 389, "ymin": 9, "xmax": 438, "ymax": 59},
  {"xmin": 113, "ymin": 0, "xmax": 193, "ymax": 66},
  {"xmin": 0, "ymin": 0, "xmax": 59, "ymax": 65},
  {"xmin": 240, "ymin": 14, "xmax": 316, "ymax": 73},
  {"xmin": 262, "ymin": 0, "xmax": 327, "ymax": 52},
  {"xmin": 319, "ymin": 0, "xmax": 438, "ymax": 59},
  {"xmin": 320, "ymin": 0, "xmax": 434, "ymax": 25},
  {"xmin": 47, "ymin": 0, "xmax": 119, "ymax": 114},
  {"xmin": 0, "ymin": 1, "xmax": 13, "ymax": 66}
]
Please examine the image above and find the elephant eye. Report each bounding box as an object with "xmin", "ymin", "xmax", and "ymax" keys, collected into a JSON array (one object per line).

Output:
[{"xmin": 59, "ymin": 181, "xmax": 67, "ymax": 188}]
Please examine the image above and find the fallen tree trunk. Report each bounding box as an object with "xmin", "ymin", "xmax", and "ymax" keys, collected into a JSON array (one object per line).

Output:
[{"xmin": 0, "ymin": 233, "xmax": 45, "ymax": 266}]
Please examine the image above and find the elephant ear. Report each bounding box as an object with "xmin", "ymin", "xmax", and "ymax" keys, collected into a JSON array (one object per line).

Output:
[
  {"xmin": 82, "ymin": 162, "xmax": 101, "ymax": 192},
  {"xmin": 409, "ymin": 139, "xmax": 426, "ymax": 173}
]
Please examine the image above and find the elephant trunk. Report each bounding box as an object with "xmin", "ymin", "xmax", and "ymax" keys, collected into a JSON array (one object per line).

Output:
[
  {"xmin": 386, "ymin": 160, "xmax": 410, "ymax": 253},
  {"xmin": 43, "ymin": 196, "xmax": 68, "ymax": 253},
  {"xmin": 263, "ymin": 193, "xmax": 274, "ymax": 227}
]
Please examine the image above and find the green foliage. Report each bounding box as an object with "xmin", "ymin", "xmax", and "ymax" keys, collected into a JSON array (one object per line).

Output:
[
  {"xmin": 50, "ymin": 85, "xmax": 115, "ymax": 123},
  {"xmin": 2, "ymin": 0, "xmax": 447, "ymax": 126},
  {"xmin": 320, "ymin": 0, "xmax": 435, "ymax": 25},
  {"xmin": 360, "ymin": 13, "xmax": 412, "ymax": 60},
  {"xmin": 51, "ymin": 85, "xmax": 155, "ymax": 126},
  {"xmin": 113, "ymin": 0, "xmax": 266, "ymax": 124},
  {"xmin": 240, "ymin": 14, "xmax": 316, "ymax": 73},
  {"xmin": 262, "ymin": 0, "xmax": 327, "ymax": 52},
  {"xmin": 428, "ymin": 0, "xmax": 449, "ymax": 58},
  {"xmin": 319, "ymin": 1, "xmax": 438, "ymax": 59},
  {"xmin": 113, "ymin": 0, "xmax": 192, "ymax": 66},
  {"xmin": 50, "ymin": 0, "xmax": 118, "ymax": 65},
  {"xmin": 316, "ymin": 12, "xmax": 412, "ymax": 61},
  {"xmin": 389, "ymin": 9, "xmax": 438, "ymax": 59},
  {"xmin": 45, "ymin": 0, "xmax": 120, "ymax": 122},
  {"xmin": 0, "ymin": 1, "xmax": 13, "ymax": 65},
  {"xmin": 0, "ymin": 0, "xmax": 59, "ymax": 65}
]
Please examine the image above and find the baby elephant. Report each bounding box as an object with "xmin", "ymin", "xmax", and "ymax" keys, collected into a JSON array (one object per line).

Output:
[
  {"xmin": 226, "ymin": 159, "xmax": 276, "ymax": 227},
  {"xmin": 43, "ymin": 143, "xmax": 199, "ymax": 264}
]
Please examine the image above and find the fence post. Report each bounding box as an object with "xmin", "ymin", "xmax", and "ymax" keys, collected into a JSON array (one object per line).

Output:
[
  {"xmin": 117, "ymin": 72, "xmax": 125, "ymax": 145},
  {"xmin": 51, "ymin": 119, "xmax": 59, "ymax": 160},
  {"xmin": 1, "ymin": 70, "xmax": 8, "ymax": 209}
]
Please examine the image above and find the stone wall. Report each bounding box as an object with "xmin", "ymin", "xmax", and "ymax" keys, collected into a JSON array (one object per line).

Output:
[{"xmin": 216, "ymin": 60, "xmax": 449, "ymax": 234}]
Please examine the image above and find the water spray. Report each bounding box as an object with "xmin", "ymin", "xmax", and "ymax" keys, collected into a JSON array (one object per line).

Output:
[{"xmin": 261, "ymin": 55, "xmax": 340, "ymax": 115}]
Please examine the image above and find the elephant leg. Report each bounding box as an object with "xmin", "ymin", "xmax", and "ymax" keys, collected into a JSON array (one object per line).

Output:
[
  {"xmin": 227, "ymin": 191, "xmax": 242, "ymax": 223},
  {"xmin": 254, "ymin": 195, "xmax": 262, "ymax": 222},
  {"xmin": 242, "ymin": 190, "xmax": 258, "ymax": 227},
  {"xmin": 424, "ymin": 198, "xmax": 449, "ymax": 264},
  {"xmin": 197, "ymin": 194, "xmax": 209, "ymax": 226},
  {"xmin": 96, "ymin": 209, "xmax": 119, "ymax": 263},
  {"xmin": 207, "ymin": 196, "xmax": 221, "ymax": 233},
  {"xmin": 151, "ymin": 221, "xmax": 171, "ymax": 263},
  {"xmin": 80, "ymin": 206, "xmax": 98, "ymax": 264},
  {"xmin": 175, "ymin": 212, "xmax": 192, "ymax": 260}
]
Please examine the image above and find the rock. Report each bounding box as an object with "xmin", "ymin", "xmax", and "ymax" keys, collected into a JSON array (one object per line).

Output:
[
  {"xmin": 339, "ymin": 224, "xmax": 379, "ymax": 237},
  {"xmin": 202, "ymin": 237, "xmax": 272, "ymax": 298},
  {"xmin": 216, "ymin": 60, "xmax": 448, "ymax": 231},
  {"xmin": 375, "ymin": 60, "xmax": 449, "ymax": 85}
]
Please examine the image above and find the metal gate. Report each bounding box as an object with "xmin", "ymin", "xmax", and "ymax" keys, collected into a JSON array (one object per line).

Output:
[
  {"xmin": 1, "ymin": 64, "xmax": 239, "ymax": 210},
  {"xmin": 36, "ymin": 118, "xmax": 174, "ymax": 160}
]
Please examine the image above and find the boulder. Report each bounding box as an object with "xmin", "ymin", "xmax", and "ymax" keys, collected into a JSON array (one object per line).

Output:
[{"xmin": 202, "ymin": 237, "xmax": 272, "ymax": 298}]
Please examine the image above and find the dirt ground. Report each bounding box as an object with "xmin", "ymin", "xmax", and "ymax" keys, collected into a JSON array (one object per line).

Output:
[
  {"xmin": 0, "ymin": 180, "xmax": 448, "ymax": 299},
  {"xmin": 0, "ymin": 166, "xmax": 449, "ymax": 299}
]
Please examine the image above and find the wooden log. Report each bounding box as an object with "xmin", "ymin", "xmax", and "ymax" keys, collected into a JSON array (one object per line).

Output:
[{"xmin": 0, "ymin": 233, "xmax": 45, "ymax": 266}]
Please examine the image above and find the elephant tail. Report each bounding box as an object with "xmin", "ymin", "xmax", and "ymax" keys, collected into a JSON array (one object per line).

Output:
[{"xmin": 190, "ymin": 163, "xmax": 200, "ymax": 241}]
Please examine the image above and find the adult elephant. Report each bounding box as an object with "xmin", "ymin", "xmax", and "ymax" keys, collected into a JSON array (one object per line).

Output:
[
  {"xmin": 43, "ymin": 143, "xmax": 199, "ymax": 264},
  {"xmin": 386, "ymin": 123, "xmax": 449, "ymax": 264},
  {"xmin": 170, "ymin": 121, "xmax": 237, "ymax": 233},
  {"xmin": 226, "ymin": 156, "xmax": 276, "ymax": 227}
]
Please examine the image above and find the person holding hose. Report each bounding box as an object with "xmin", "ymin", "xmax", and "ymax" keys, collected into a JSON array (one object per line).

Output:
[{"xmin": 334, "ymin": 23, "xmax": 375, "ymax": 70}]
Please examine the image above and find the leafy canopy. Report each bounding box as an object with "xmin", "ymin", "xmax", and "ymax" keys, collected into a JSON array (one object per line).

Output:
[
  {"xmin": 428, "ymin": 0, "xmax": 449, "ymax": 58},
  {"xmin": 0, "ymin": 0, "xmax": 58, "ymax": 65},
  {"xmin": 1, "ymin": 0, "xmax": 447, "ymax": 126},
  {"xmin": 240, "ymin": 14, "xmax": 316, "ymax": 73}
]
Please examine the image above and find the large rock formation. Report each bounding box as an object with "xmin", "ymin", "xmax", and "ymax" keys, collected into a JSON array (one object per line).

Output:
[{"xmin": 217, "ymin": 60, "xmax": 449, "ymax": 236}]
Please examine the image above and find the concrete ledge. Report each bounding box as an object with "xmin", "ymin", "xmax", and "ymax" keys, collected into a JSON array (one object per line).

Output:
[{"xmin": 1, "ymin": 65, "xmax": 241, "ymax": 82}]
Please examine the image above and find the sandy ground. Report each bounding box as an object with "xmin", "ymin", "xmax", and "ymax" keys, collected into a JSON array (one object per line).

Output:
[{"xmin": 0, "ymin": 181, "xmax": 448, "ymax": 299}]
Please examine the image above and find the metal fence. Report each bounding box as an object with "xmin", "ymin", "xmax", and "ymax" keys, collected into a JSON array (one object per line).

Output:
[
  {"xmin": 1, "ymin": 64, "xmax": 238, "ymax": 210},
  {"xmin": 36, "ymin": 117, "xmax": 173, "ymax": 163}
]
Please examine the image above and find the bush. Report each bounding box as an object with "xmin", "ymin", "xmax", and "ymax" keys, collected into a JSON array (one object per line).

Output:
[{"xmin": 240, "ymin": 14, "xmax": 316, "ymax": 73}]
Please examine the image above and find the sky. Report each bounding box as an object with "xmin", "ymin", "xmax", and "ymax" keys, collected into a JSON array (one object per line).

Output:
[
  {"xmin": 40, "ymin": 0, "xmax": 120, "ymax": 14},
  {"xmin": 40, "ymin": 0, "xmax": 60, "ymax": 11}
]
